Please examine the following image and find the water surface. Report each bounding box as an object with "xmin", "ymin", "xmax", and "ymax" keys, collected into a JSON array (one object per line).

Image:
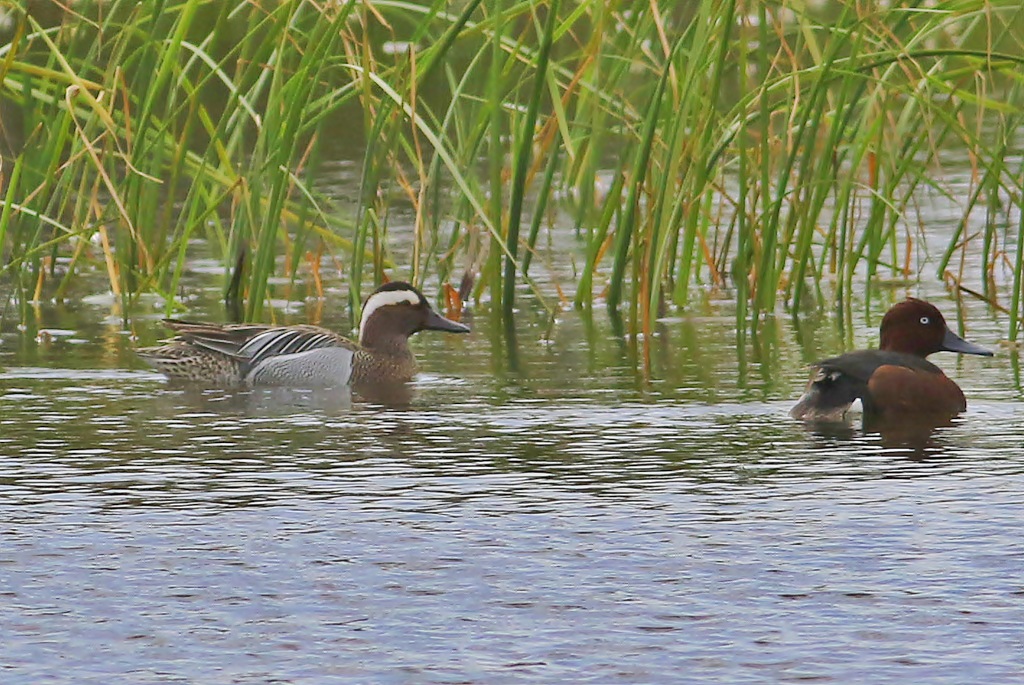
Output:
[{"xmin": 2, "ymin": 287, "xmax": 1023, "ymax": 683}]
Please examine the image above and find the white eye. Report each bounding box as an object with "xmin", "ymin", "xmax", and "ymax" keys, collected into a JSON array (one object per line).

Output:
[{"xmin": 919, "ymin": 316, "xmax": 930, "ymax": 325}]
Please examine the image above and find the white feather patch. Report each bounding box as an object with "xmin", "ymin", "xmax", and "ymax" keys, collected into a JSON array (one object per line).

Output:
[
  {"xmin": 359, "ymin": 289, "xmax": 420, "ymax": 340},
  {"xmin": 246, "ymin": 347, "xmax": 354, "ymax": 387}
]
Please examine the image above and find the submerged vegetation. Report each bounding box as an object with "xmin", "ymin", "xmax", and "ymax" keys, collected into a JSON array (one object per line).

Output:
[{"xmin": 0, "ymin": 0, "xmax": 1022, "ymax": 336}]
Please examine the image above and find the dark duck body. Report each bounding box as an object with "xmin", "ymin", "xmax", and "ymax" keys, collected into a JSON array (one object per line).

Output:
[
  {"xmin": 791, "ymin": 299, "xmax": 992, "ymax": 422},
  {"xmin": 137, "ymin": 281, "xmax": 470, "ymax": 387}
]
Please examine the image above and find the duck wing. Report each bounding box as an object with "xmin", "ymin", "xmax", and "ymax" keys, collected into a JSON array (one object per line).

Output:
[
  {"xmin": 162, "ymin": 319, "xmax": 360, "ymax": 387},
  {"xmin": 236, "ymin": 326, "xmax": 355, "ymax": 362},
  {"xmin": 816, "ymin": 349, "xmax": 943, "ymax": 380},
  {"xmin": 161, "ymin": 319, "xmax": 278, "ymax": 357},
  {"xmin": 790, "ymin": 350, "xmax": 943, "ymax": 421}
]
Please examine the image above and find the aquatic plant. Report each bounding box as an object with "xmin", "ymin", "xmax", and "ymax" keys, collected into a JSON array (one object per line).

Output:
[{"xmin": 0, "ymin": 1, "xmax": 1022, "ymax": 335}]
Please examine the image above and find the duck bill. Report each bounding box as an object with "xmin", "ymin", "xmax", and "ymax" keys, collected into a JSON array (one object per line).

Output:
[
  {"xmin": 941, "ymin": 328, "xmax": 993, "ymax": 356},
  {"xmin": 424, "ymin": 308, "xmax": 470, "ymax": 334}
]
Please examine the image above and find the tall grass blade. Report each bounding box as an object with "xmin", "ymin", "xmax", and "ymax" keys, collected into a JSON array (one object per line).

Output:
[{"xmin": 503, "ymin": 0, "xmax": 559, "ymax": 322}]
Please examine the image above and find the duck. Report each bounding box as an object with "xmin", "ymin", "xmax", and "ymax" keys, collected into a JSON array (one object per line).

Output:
[
  {"xmin": 137, "ymin": 281, "xmax": 470, "ymax": 387},
  {"xmin": 790, "ymin": 298, "xmax": 992, "ymax": 422}
]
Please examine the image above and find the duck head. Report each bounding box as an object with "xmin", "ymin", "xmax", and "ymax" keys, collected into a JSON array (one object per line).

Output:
[
  {"xmin": 879, "ymin": 298, "xmax": 992, "ymax": 358},
  {"xmin": 358, "ymin": 281, "xmax": 470, "ymax": 350}
]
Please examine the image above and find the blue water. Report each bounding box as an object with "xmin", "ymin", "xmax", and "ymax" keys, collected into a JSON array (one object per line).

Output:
[{"xmin": 1, "ymin": 296, "xmax": 1023, "ymax": 683}]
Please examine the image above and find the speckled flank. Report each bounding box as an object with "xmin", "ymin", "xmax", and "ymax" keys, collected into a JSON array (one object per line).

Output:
[{"xmin": 136, "ymin": 343, "xmax": 246, "ymax": 386}]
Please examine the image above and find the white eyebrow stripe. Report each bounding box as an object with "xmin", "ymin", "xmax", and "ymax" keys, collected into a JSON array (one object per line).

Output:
[{"xmin": 359, "ymin": 289, "xmax": 420, "ymax": 340}]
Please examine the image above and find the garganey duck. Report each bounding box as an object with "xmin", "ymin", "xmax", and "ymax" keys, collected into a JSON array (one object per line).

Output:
[{"xmin": 137, "ymin": 281, "xmax": 470, "ymax": 387}]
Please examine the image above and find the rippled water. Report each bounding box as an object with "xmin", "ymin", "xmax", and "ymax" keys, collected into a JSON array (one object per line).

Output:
[{"xmin": 2, "ymin": 286, "xmax": 1023, "ymax": 683}]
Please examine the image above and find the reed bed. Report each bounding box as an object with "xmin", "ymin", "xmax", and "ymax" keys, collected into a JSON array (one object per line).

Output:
[{"xmin": 1, "ymin": 0, "xmax": 1022, "ymax": 335}]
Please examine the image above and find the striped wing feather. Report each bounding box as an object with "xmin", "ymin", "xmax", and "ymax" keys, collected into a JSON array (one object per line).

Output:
[
  {"xmin": 162, "ymin": 319, "xmax": 356, "ymax": 365},
  {"xmin": 239, "ymin": 327, "xmax": 355, "ymax": 367}
]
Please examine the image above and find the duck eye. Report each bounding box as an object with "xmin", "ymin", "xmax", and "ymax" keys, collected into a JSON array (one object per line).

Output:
[{"xmin": 919, "ymin": 316, "xmax": 930, "ymax": 325}]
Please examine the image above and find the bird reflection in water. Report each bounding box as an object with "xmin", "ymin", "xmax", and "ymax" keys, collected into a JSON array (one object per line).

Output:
[
  {"xmin": 162, "ymin": 380, "xmax": 415, "ymax": 414},
  {"xmin": 799, "ymin": 412, "xmax": 960, "ymax": 461}
]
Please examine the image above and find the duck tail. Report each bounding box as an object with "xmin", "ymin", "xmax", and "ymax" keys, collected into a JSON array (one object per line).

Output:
[{"xmin": 790, "ymin": 366, "xmax": 862, "ymax": 421}]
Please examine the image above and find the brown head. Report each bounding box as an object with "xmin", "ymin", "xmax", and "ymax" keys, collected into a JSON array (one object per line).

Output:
[
  {"xmin": 878, "ymin": 298, "xmax": 992, "ymax": 358},
  {"xmin": 358, "ymin": 281, "xmax": 470, "ymax": 353}
]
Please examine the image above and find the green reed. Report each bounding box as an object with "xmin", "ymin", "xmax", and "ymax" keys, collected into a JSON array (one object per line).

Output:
[
  {"xmin": 1, "ymin": 0, "xmax": 1023, "ymax": 336},
  {"xmin": 0, "ymin": 0, "xmax": 361, "ymax": 319}
]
